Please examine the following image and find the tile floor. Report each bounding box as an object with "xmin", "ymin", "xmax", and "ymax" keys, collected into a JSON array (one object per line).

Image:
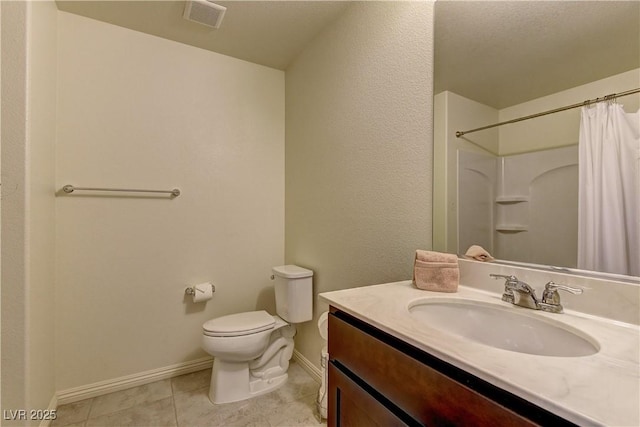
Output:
[{"xmin": 52, "ymin": 361, "xmax": 326, "ymax": 427}]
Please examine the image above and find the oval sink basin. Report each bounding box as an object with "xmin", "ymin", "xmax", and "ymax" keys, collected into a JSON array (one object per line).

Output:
[{"xmin": 408, "ymin": 299, "xmax": 599, "ymax": 357}]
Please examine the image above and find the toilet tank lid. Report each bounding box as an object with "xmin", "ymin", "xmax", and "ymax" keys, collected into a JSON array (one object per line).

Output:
[
  {"xmin": 272, "ymin": 265, "xmax": 313, "ymax": 279},
  {"xmin": 203, "ymin": 310, "xmax": 275, "ymax": 335}
]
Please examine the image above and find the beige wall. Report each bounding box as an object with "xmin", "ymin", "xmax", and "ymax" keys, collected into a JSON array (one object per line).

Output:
[
  {"xmin": 285, "ymin": 1, "xmax": 435, "ymax": 368},
  {"xmin": 26, "ymin": 0, "xmax": 58, "ymax": 412},
  {"xmin": 5, "ymin": 0, "xmax": 436, "ymax": 401},
  {"xmin": 1, "ymin": 0, "xmax": 58, "ymax": 418},
  {"xmin": 0, "ymin": 1, "xmax": 3, "ymax": 412},
  {"xmin": 1, "ymin": 0, "xmax": 28, "ymax": 414},
  {"xmin": 55, "ymin": 12, "xmax": 285, "ymax": 390},
  {"xmin": 433, "ymin": 91, "xmax": 498, "ymax": 253}
]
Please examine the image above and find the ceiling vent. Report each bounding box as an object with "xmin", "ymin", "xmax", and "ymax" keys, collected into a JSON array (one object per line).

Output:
[{"xmin": 183, "ymin": 0, "xmax": 227, "ymax": 29}]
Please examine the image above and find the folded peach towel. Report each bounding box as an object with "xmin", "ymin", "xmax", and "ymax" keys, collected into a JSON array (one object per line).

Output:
[
  {"xmin": 464, "ymin": 245, "xmax": 494, "ymax": 262},
  {"xmin": 412, "ymin": 250, "xmax": 459, "ymax": 293}
]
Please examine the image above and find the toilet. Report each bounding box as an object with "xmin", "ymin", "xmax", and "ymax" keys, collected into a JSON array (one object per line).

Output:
[{"xmin": 202, "ymin": 265, "xmax": 313, "ymax": 404}]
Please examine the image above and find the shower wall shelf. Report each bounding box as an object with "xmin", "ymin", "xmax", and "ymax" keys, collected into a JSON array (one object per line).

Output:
[
  {"xmin": 495, "ymin": 224, "xmax": 528, "ymax": 232},
  {"xmin": 495, "ymin": 196, "xmax": 529, "ymax": 203}
]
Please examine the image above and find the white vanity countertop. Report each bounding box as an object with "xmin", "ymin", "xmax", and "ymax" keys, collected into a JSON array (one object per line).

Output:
[{"xmin": 319, "ymin": 281, "xmax": 640, "ymax": 427}]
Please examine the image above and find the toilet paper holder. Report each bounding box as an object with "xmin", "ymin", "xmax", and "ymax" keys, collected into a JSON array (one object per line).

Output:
[{"xmin": 185, "ymin": 283, "xmax": 215, "ymax": 296}]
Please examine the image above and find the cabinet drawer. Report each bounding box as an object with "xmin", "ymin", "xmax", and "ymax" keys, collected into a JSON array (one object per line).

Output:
[
  {"xmin": 329, "ymin": 361, "xmax": 409, "ymax": 427},
  {"xmin": 329, "ymin": 311, "xmax": 538, "ymax": 426}
]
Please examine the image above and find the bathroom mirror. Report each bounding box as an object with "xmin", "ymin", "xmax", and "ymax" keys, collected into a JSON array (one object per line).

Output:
[{"xmin": 433, "ymin": 1, "xmax": 640, "ymax": 279}]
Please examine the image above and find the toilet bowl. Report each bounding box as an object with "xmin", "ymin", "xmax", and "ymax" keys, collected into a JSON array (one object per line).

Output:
[{"xmin": 201, "ymin": 265, "xmax": 313, "ymax": 404}]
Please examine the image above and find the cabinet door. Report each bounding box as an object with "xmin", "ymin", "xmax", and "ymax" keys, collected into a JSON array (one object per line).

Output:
[
  {"xmin": 328, "ymin": 362, "xmax": 409, "ymax": 427},
  {"xmin": 329, "ymin": 311, "xmax": 540, "ymax": 427}
]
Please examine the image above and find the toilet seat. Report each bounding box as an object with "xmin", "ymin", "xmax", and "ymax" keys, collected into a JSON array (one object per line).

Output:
[{"xmin": 203, "ymin": 310, "xmax": 275, "ymax": 337}]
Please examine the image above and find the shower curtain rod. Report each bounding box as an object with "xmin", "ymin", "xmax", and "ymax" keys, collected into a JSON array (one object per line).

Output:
[{"xmin": 455, "ymin": 87, "xmax": 640, "ymax": 138}]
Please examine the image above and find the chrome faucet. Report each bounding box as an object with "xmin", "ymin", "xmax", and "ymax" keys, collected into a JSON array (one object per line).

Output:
[
  {"xmin": 489, "ymin": 274, "xmax": 583, "ymax": 313},
  {"xmin": 490, "ymin": 274, "xmax": 539, "ymax": 309}
]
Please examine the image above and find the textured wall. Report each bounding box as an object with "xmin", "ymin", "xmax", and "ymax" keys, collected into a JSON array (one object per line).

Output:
[
  {"xmin": 284, "ymin": 1, "xmax": 435, "ymax": 368},
  {"xmin": 433, "ymin": 91, "xmax": 498, "ymax": 253},
  {"xmin": 55, "ymin": 12, "xmax": 284, "ymax": 391},
  {"xmin": 1, "ymin": 0, "xmax": 58, "ymax": 417},
  {"xmin": 26, "ymin": 0, "xmax": 58, "ymax": 411},
  {"xmin": 1, "ymin": 0, "xmax": 29, "ymax": 414}
]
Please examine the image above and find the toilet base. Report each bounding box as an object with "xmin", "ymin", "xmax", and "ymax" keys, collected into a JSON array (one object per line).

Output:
[{"xmin": 209, "ymin": 359, "xmax": 288, "ymax": 404}]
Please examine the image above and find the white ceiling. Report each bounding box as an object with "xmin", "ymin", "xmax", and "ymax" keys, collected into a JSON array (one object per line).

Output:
[
  {"xmin": 435, "ymin": 1, "xmax": 640, "ymax": 108},
  {"xmin": 56, "ymin": 1, "xmax": 639, "ymax": 109}
]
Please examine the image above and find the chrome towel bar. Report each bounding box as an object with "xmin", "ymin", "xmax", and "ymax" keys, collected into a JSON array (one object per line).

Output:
[{"xmin": 62, "ymin": 185, "xmax": 180, "ymax": 197}]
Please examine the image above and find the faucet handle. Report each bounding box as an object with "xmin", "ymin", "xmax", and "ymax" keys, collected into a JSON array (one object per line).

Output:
[
  {"xmin": 490, "ymin": 274, "xmax": 517, "ymax": 304},
  {"xmin": 541, "ymin": 282, "xmax": 583, "ymax": 310},
  {"xmin": 544, "ymin": 281, "xmax": 583, "ymax": 295},
  {"xmin": 490, "ymin": 273, "xmax": 517, "ymax": 281}
]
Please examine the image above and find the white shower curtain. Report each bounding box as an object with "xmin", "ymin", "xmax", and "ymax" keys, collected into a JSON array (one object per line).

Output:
[{"xmin": 578, "ymin": 102, "xmax": 640, "ymax": 276}]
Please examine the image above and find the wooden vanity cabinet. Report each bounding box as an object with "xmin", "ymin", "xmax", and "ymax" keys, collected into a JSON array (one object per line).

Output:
[{"xmin": 328, "ymin": 308, "xmax": 576, "ymax": 427}]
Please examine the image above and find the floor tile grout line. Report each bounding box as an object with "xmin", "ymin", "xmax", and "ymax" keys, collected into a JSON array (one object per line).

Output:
[
  {"xmin": 171, "ymin": 381, "xmax": 180, "ymax": 427},
  {"xmin": 85, "ymin": 397, "xmax": 96, "ymax": 422}
]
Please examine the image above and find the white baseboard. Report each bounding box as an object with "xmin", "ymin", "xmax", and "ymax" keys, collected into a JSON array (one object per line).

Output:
[
  {"xmin": 56, "ymin": 356, "xmax": 213, "ymax": 405},
  {"xmin": 56, "ymin": 351, "xmax": 320, "ymax": 406},
  {"xmin": 292, "ymin": 349, "xmax": 322, "ymax": 384}
]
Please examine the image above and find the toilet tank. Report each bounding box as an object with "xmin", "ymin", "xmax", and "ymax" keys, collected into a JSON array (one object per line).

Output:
[{"xmin": 272, "ymin": 265, "xmax": 313, "ymax": 323}]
